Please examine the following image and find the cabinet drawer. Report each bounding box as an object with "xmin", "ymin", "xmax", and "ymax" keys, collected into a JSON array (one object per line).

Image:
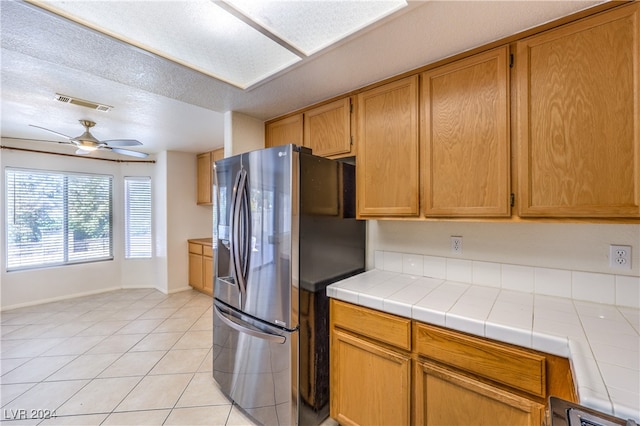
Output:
[
  {"xmin": 202, "ymin": 245, "xmax": 213, "ymax": 258},
  {"xmin": 331, "ymin": 300, "xmax": 411, "ymax": 351},
  {"xmin": 188, "ymin": 243, "xmax": 202, "ymax": 255},
  {"xmin": 414, "ymin": 323, "xmax": 546, "ymax": 398}
]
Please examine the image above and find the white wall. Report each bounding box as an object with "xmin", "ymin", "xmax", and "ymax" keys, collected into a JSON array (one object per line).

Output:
[
  {"xmin": 152, "ymin": 151, "xmax": 169, "ymax": 294},
  {"xmin": 0, "ymin": 141, "xmax": 211, "ymax": 309},
  {"xmin": 224, "ymin": 111, "xmax": 265, "ymax": 156},
  {"xmin": 368, "ymin": 221, "xmax": 640, "ymax": 277},
  {"xmin": 165, "ymin": 151, "xmax": 212, "ymax": 293}
]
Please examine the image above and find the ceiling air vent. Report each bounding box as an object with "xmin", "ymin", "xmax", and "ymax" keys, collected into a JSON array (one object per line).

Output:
[{"xmin": 54, "ymin": 93, "xmax": 113, "ymax": 112}]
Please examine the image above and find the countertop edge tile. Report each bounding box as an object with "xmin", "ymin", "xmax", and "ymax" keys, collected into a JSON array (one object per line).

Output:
[
  {"xmin": 412, "ymin": 305, "xmax": 445, "ymax": 327},
  {"xmin": 445, "ymin": 312, "xmax": 485, "ymax": 337},
  {"xmin": 382, "ymin": 300, "xmax": 412, "ymax": 318},
  {"xmin": 531, "ymin": 330, "xmax": 570, "ymax": 358},
  {"xmin": 485, "ymin": 320, "xmax": 532, "ymax": 349}
]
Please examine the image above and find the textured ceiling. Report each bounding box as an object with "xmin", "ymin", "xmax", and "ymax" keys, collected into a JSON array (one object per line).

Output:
[{"xmin": 1, "ymin": 0, "xmax": 604, "ymax": 156}]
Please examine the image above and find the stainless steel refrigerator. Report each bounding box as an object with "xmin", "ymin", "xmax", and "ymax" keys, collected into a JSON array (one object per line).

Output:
[{"xmin": 212, "ymin": 144, "xmax": 365, "ymax": 425}]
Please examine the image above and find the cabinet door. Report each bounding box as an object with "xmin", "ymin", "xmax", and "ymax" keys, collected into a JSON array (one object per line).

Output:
[
  {"xmin": 356, "ymin": 75, "xmax": 419, "ymax": 217},
  {"xmin": 202, "ymin": 245, "xmax": 213, "ymax": 296},
  {"xmin": 212, "ymin": 148, "xmax": 224, "ymax": 163},
  {"xmin": 265, "ymin": 114, "xmax": 303, "ymax": 148},
  {"xmin": 421, "ymin": 46, "xmax": 510, "ymax": 217},
  {"xmin": 516, "ymin": 3, "xmax": 640, "ymax": 217},
  {"xmin": 196, "ymin": 152, "xmax": 212, "ymax": 205},
  {"xmin": 203, "ymin": 255, "xmax": 213, "ymax": 296},
  {"xmin": 414, "ymin": 360, "xmax": 544, "ymax": 426},
  {"xmin": 304, "ymin": 97, "xmax": 352, "ymax": 157},
  {"xmin": 188, "ymin": 252, "xmax": 203, "ymax": 291},
  {"xmin": 330, "ymin": 329, "xmax": 410, "ymax": 426}
]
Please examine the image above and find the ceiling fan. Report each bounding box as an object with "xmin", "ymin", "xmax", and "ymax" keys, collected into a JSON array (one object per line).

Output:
[{"xmin": 30, "ymin": 119, "xmax": 149, "ymax": 158}]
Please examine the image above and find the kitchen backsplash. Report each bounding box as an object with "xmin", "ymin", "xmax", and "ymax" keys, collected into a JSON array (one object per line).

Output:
[{"xmin": 374, "ymin": 250, "xmax": 640, "ymax": 309}]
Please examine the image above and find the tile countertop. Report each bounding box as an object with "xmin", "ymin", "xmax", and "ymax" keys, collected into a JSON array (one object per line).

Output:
[{"xmin": 326, "ymin": 269, "xmax": 640, "ymax": 422}]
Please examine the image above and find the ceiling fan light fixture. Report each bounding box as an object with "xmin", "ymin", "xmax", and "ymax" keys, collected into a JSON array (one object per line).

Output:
[
  {"xmin": 30, "ymin": 119, "xmax": 147, "ymax": 158},
  {"xmin": 76, "ymin": 141, "xmax": 98, "ymax": 151}
]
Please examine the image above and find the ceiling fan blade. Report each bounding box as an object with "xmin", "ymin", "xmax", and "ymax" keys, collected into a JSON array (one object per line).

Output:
[
  {"xmin": 29, "ymin": 124, "xmax": 72, "ymax": 140},
  {"xmin": 102, "ymin": 139, "xmax": 143, "ymax": 147},
  {"xmin": 109, "ymin": 147, "xmax": 149, "ymax": 158}
]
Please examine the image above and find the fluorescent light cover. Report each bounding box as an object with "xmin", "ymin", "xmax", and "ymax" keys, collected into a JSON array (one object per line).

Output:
[
  {"xmin": 28, "ymin": 0, "xmax": 407, "ymax": 88},
  {"xmin": 29, "ymin": 0, "xmax": 301, "ymax": 89},
  {"xmin": 227, "ymin": 1, "xmax": 408, "ymax": 56}
]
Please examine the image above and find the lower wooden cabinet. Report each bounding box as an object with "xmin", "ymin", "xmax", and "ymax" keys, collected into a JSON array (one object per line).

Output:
[
  {"xmin": 329, "ymin": 300, "xmax": 576, "ymax": 426},
  {"xmin": 331, "ymin": 329, "xmax": 411, "ymax": 426},
  {"xmin": 188, "ymin": 240, "xmax": 213, "ymax": 296},
  {"xmin": 414, "ymin": 360, "xmax": 544, "ymax": 426}
]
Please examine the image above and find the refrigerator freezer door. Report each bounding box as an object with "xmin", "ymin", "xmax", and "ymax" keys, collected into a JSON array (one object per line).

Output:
[{"xmin": 213, "ymin": 300, "xmax": 297, "ymax": 426}]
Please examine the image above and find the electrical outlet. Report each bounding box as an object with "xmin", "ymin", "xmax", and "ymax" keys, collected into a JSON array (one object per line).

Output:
[
  {"xmin": 451, "ymin": 236, "xmax": 463, "ymax": 255},
  {"xmin": 609, "ymin": 245, "xmax": 632, "ymax": 270}
]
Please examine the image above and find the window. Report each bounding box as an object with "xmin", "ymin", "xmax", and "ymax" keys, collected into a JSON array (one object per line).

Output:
[
  {"xmin": 6, "ymin": 168, "xmax": 113, "ymax": 270},
  {"xmin": 124, "ymin": 176, "xmax": 152, "ymax": 259}
]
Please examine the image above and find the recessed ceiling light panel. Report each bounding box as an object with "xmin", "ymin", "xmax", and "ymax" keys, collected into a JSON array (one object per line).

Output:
[
  {"xmin": 27, "ymin": 0, "xmax": 406, "ymax": 89},
  {"xmin": 28, "ymin": 0, "xmax": 301, "ymax": 89},
  {"xmin": 226, "ymin": 0, "xmax": 408, "ymax": 56}
]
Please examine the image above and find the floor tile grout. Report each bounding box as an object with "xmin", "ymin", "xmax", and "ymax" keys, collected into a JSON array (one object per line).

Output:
[{"xmin": 1, "ymin": 288, "xmax": 249, "ymax": 426}]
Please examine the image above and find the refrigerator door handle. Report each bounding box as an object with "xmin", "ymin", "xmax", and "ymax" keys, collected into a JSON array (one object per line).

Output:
[
  {"xmin": 230, "ymin": 168, "xmax": 248, "ymax": 304},
  {"xmin": 238, "ymin": 170, "xmax": 251, "ymax": 285},
  {"xmin": 214, "ymin": 303, "xmax": 286, "ymax": 344}
]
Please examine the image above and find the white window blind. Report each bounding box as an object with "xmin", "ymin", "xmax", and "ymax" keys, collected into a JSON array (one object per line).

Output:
[
  {"xmin": 124, "ymin": 176, "xmax": 152, "ymax": 259},
  {"xmin": 6, "ymin": 168, "xmax": 113, "ymax": 271}
]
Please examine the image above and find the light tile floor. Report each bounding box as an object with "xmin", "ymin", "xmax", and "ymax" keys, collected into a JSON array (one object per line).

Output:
[{"xmin": 0, "ymin": 289, "xmax": 259, "ymax": 425}]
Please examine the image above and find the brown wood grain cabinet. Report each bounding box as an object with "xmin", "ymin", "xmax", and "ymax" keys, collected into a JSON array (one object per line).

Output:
[
  {"xmin": 265, "ymin": 97, "xmax": 355, "ymax": 158},
  {"xmin": 356, "ymin": 75, "xmax": 420, "ymax": 218},
  {"xmin": 421, "ymin": 46, "xmax": 511, "ymax": 217},
  {"xmin": 330, "ymin": 299, "xmax": 411, "ymax": 426},
  {"xmin": 303, "ymin": 97, "xmax": 353, "ymax": 158},
  {"xmin": 330, "ymin": 300, "xmax": 576, "ymax": 426},
  {"xmin": 414, "ymin": 360, "xmax": 544, "ymax": 426},
  {"xmin": 196, "ymin": 152, "xmax": 212, "ymax": 205},
  {"xmin": 265, "ymin": 114, "xmax": 303, "ymax": 148},
  {"xmin": 262, "ymin": 4, "xmax": 637, "ymax": 221},
  {"xmin": 515, "ymin": 2, "xmax": 640, "ymax": 218},
  {"xmin": 196, "ymin": 148, "xmax": 224, "ymax": 205},
  {"xmin": 188, "ymin": 240, "xmax": 213, "ymax": 296}
]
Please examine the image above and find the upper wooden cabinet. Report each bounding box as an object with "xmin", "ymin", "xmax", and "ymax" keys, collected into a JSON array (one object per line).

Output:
[
  {"xmin": 212, "ymin": 149, "xmax": 224, "ymax": 163},
  {"xmin": 197, "ymin": 148, "xmax": 223, "ymax": 205},
  {"xmin": 356, "ymin": 75, "xmax": 420, "ymax": 217},
  {"xmin": 197, "ymin": 151, "xmax": 213, "ymax": 205},
  {"xmin": 421, "ymin": 46, "xmax": 511, "ymax": 217},
  {"xmin": 515, "ymin": 3, "xmax": 640, "ymax": 218},
  {"xmin": 304, "ymin": 98, "xmax": 353, "ymax": 158},
  {"xmin": 265, "ymin": 114, "xmax": 303, "ymax": 148},
  {"xmin": 266, "ymin": 98, "xmax": 355, "ymax": 158},
  {"xmin": 262, "ymin": 4, "xmax": 637, "ymax": 221}
]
